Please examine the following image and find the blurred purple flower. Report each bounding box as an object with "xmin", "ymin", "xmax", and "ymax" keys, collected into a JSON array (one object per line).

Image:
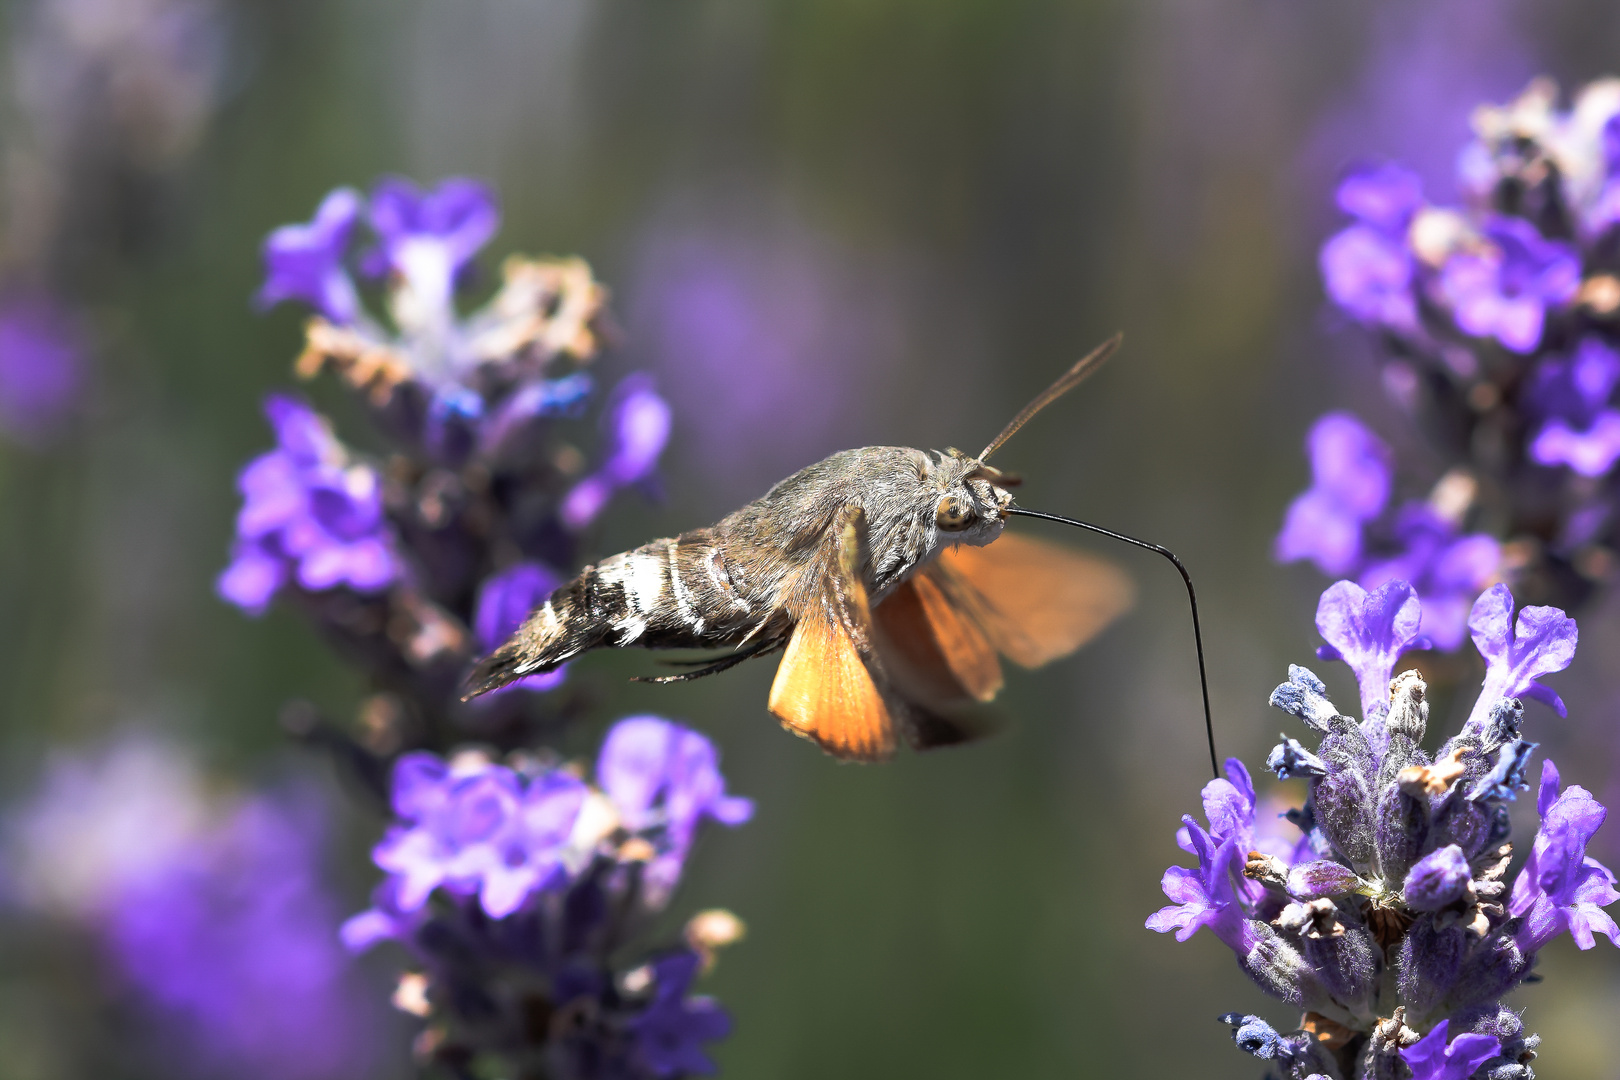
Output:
[
  {"xmin": 0, "ymin": 294, "xmax": 86, "ymax": 447},
  {"xmin": 369, "ymin": 752, "xmax": 586, "ymax": 919},
  {"xmin": 629, "ymin": 950, "xmax": 731, "ymax": 1077},
  {"xmin": 1313, "ymin": 579, "xmax": 1425, "ymax": 720},
  {"xmin": 1529, "ymin": 338, "xmax": 1620, "ymax": 477},
  {"xmin": 561, "ymin": 374, "xmax": 672, "ymax": 530},
  {"xmin": 1320, "ymin": 164, "xmax": 1424, "ymax": 332},
  {"xmin": 7, "ymin": 736, "xmax": 381, "ymax": 1080},
  {"xmin": 1275, "ymin": 413, "xmax": 1394, "ymax": 575},
  {"xmin": 630, "ymin": 227, "xmax": 904, "ymax": 500},
  {"xmin": 1399, "ymin": 1020, "xmax": 1501, "ymax": 1080},
  {"xmin": 1359, "ymin": 503, "xmax": 1500, "ymax": 650},
  {"xmin": 217, "ymin": 395, "xmax": 399, "ymax": 615},
  {"xmin": 257, "ymin": 188, "xmax": 364, "ymax": 323},
  {"xmin": 367, "ymin": 177, "xmax": 498, "ymax": 310},
  {"xmin": 473, "ymin": 563, "xmax": 567, "ymax": 693},
  {"xmin": 1467, "ymin": 582, "xmax": 1577, "ymax": 725},
  {"xmin": 597, "ymin": 716, "xmax": 753, "ymax": 902},
  {"xmin": 111, "ymin": 794, "xmax": 384, "ymax": 1080},
  {"xmin": 1510, "ymin": 759, "xmax": 1620, "ymax": 953},
  {"xmin": 1434, "ymin": 217, "xmax": 1579, "ymax": 353}
]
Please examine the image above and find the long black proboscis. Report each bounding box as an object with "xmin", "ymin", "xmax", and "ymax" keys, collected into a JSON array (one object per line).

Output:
[{"xmin": 1005, "ymin": 506, "xmax": 1218, "ymax": 779}]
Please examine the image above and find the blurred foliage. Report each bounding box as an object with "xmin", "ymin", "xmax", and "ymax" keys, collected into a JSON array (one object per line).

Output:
[{"xmin": 2, "ymin": 0, "xmax": 1620, "ymax": 1077}]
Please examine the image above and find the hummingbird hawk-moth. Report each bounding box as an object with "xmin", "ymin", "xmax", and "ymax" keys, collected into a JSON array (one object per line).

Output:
[{"xmin": 466, "ymin": 337, "xmax": 1137, "ymax": 761}]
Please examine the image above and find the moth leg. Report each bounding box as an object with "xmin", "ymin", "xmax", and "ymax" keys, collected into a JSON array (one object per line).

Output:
[{"xmin": 632, "ymin": 638, "xmax": 787, "ymax": 684}]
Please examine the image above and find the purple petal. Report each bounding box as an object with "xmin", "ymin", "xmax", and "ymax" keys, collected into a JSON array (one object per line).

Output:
[
  {"xmin": 1335, "ymin": 162, "xmax": 1424, "ymax": 232},
  {"xmin": 1467, "ymin": 584, "xmax": 1577, "ymax": 727},
  {"xmin": 473, "ymin": 563, "xmax": 562, "ymax": 651},
  {"xmin": 257, "ymin": 188, "xmax": 363, "ymax": 323},
  {"xmin": 1321, "ymin": 225, "xmax": 1418, "ymax": 331},
  {"xmin": 1315, "ymin": 579, "xmax": 1425, "ymax": 720}
]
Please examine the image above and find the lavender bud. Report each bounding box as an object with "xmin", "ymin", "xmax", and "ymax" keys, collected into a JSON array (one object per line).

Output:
[
  {"xmin": 1286, "ymin": 859, "xmax": 1365, "ymax": 901},
  {"xmin": 1403, "ymin": 845, "xmax": 1473, "ymax": 911},
  {"xmin": 1268, "ymin": 736, "xmax": 1329, "ymax": 780},
  {"xmin": 1269, "ymin": 665, "xmax": 1342, "ymax": 732},
  {"xmin": 1217, "ymin": 1013, "xmax": 1290, "ymax": 1060},
  {"xmin": 1482, "ymin": 698, "xmax": 1524, "ymax": 750},
  {"xmin": 1278, "ymin": 898, "xmax": 1345, "ymax": 940},
  {"xmin": 1384, "ymin": 669, "xmax": 1428, "ymax": 742},
  {"xmin": 1471, "ymin": 740, "xmax": 1538, "ymax": 803}
]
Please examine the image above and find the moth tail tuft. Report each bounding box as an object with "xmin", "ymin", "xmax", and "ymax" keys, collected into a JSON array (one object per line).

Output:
[{"xmin": 462, "ymin": 645, "xmax": 536, "ymax": 700}]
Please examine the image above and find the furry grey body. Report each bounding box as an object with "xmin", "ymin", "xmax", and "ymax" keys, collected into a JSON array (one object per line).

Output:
[{"xmin": 467, "ymin": 445, "xmax": 1013, "ymax": 693}]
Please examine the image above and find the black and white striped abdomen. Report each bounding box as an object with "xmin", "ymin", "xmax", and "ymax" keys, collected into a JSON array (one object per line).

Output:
[{"xmin": 465, "ymin": 530, "xmax": 771, "ymax": 695}]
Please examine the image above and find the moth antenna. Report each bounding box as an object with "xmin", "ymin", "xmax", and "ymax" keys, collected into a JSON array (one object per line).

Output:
[
  {"xmin": 1004, "ymin": 506, "xmax": 1218, "ymax": 779},
  {"xmin": 978, "ymin": 333, "xmax": 1122, "ymax": 463}
]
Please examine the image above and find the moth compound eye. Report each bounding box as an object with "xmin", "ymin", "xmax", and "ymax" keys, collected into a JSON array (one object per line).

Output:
[{"xmin": 935, "ymin": 496, "xmax": 972, "ymax": 531}]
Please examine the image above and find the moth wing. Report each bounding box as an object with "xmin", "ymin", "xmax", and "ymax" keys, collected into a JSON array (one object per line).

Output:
[
  {"xmin": 768, "ymin": 506, "xmax": 897, "ymax": 762},
  {"xmin": 936, "ymin": 530, "xmax": 1134, "ymax": 669},
  {"xmin": 871, "ymin": 575, "xmax": 1003, "ymax": 708}
]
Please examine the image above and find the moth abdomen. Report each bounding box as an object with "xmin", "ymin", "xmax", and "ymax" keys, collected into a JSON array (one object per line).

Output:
[{"xmin": 464, "ymin": 532, "xmax": 766, "ymax": 698}]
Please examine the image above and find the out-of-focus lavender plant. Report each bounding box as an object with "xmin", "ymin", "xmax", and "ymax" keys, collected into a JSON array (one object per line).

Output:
[
  {"xmin": 6, "ymin": 735, "xmax": 385, "ymax": 1080},
  {"xmin": 1282, "ymin": 77, "xmax": 1620, "ymax": 619},
  {"xmin": 0, "ymin": 0, "xmax": 230, "ymax": 448},
  {"xmin": 223, "ymin": 176, "xmax": 670, "ymax": 752},
  {"xmin": 342, "ymin": 716, "xmax": 749, "ymax": 1077},
  {"xmin": 0, "ymin": 292, "xmax": 86, "ymax": 447},
  {"xmin": 221, "ymin": 177, "xmax": 746, "ymax": 1076},
  {"xmin": 1149, "ymin": 579, "xmax": 1612, "ymax": 1078}
]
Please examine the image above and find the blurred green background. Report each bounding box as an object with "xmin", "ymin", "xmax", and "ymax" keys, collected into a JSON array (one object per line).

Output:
[{"xmin": 3, "ymin": 0, "xmax": 1620, "ymax": 1076}]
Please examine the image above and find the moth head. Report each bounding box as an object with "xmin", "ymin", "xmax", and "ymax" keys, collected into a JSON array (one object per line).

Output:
[{"xmin": 929, "ymin": 449, "xmax": 1018, "ymax": 545}]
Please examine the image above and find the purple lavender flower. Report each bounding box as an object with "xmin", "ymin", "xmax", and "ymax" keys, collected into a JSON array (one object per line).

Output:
[
  {"xmin": 370, "ymin": 752, "xmax": 586, "ymax": 919},
  {"xmin": 1434, "ymin": 217, "xmax": 1580, "ymax": 354},
  {"xmin": 0, "ymin": 293, "xmax": 86, "ymax": 447},
  {"xmin": 596, "ymin": 716, "xmax": 754, "ymax": 901},
  {"xmin": 561, "ymin": 374, "xmax": 673, "ymax": 531},
  {"xmin": 368, "ymin": 176, "xmax": 499, "ymax": 286},
  {"xmin": 629, "ymin": 950, "xmax": 731, "ymax": 1077},
  {"xmin": 1146, "ymin": 759, "xmax": 1264, "ymax": 954},
  {"xmin": 1400, "ymin": 1020, "xmax": 1501, "ymax": 1080},
  {"xmin": 1312, "ymin": 578, "xmax": 1424, "ymax": 720},
  {"xmin": 1278, "ymin": 413, "xmax": 1502, "ymax": 655},
  {"xmin": 1528, "ymin": 337, "xmax": 1620, "ymax": 477},
  {"xmin": 1311, "ymin": 78, "xmax": 1620, "ymax": 617},
  {"xmin": 216, "ymin": 395, "xmax": 399, "ymax": 615},
  {"xmin": 1275, "ymin": 413, "xmax": 1394, "ymax": 575},
  {"xmin": 1359, "ymin": 503, "xmax": 1501, "ymax": 651},
  {"xmin": 110, "ymin": 795, "xmax": 385, "ymax": 1080},
  {"xmin": 1149, "ymin": 579, "xmax": 1613, "ymax": 1078},
  {"xmin": 1319, "ymin": 164, "xmax": 1424, "ymax": 333},
  {"xmin": 473, "ymin": 563, "xmax": 567, "ymax": 693},
  {"xmin": 351, "ymin": 717, "xmax": 749, "ymax": 932},
  {"xmin": 343, "ymin": 720, "xmax": 747, "ymax": 1078},
  {"xmin": 1467, "ymin": 582, "xmax": 1578, "ymax": 725},
  {"xmin": 1509, "ymin": 759, "xmax": 1620, "ymax": 953},
  {"xmin": 257, "ymin": 188, "xmax": 364, "ymax": 323}
]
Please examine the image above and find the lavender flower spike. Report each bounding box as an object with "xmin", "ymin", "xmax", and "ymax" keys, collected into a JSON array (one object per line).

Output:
[
  {"xmin": 1152, "ymin": 579, "xmax": 1606, "ymax": 1077},
  {"xmin": 1313, "ymin": 579, "xmax": 1424, "ymax": 721},
  {"xmin": 1466, "ymin": 583, "xmax": 1577, "ymax": 727},
  {"xmin": 1509, "ymin": 759, "xmax": 1620, "ymax": 953}
]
